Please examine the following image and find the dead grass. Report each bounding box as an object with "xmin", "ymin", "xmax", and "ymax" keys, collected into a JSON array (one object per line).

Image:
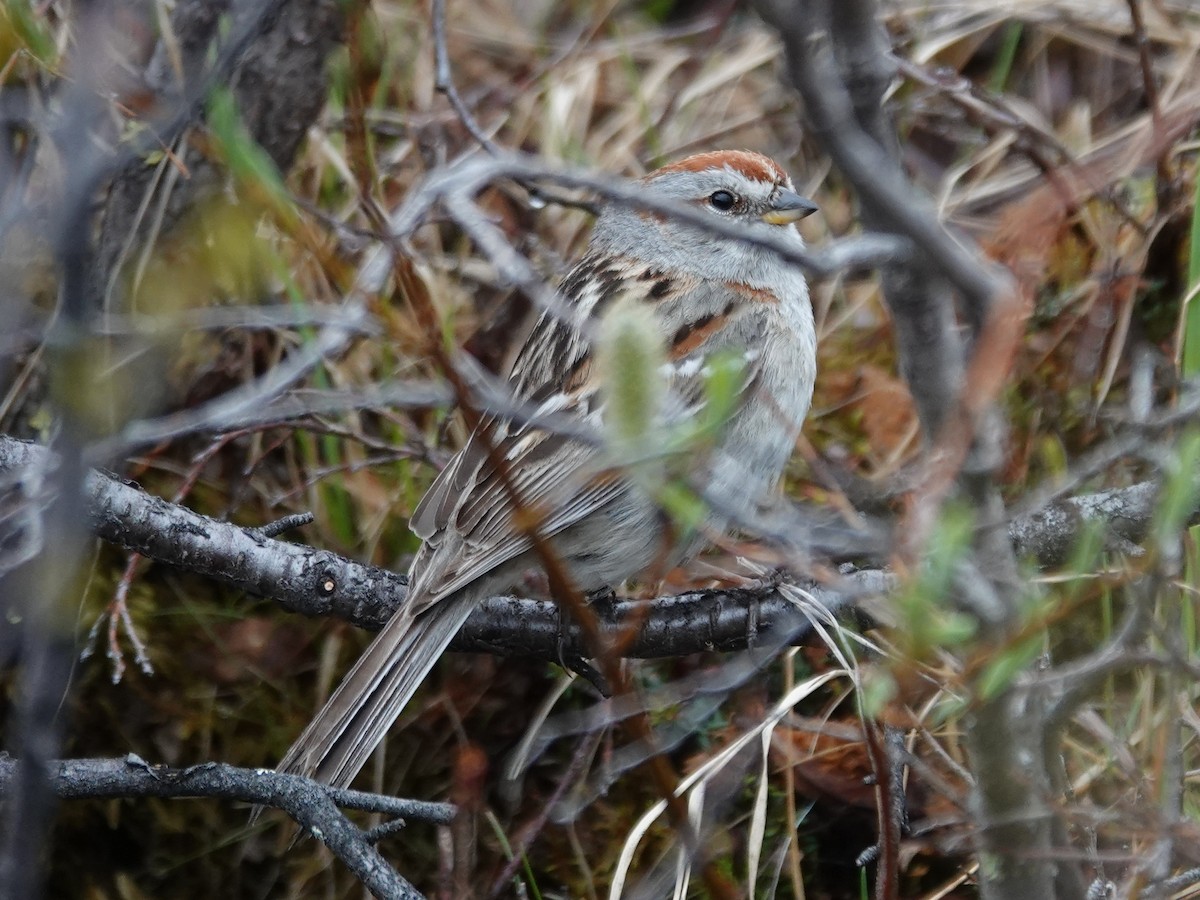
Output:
[{"xmin": 2, "ymin": 0, "xmax": 1200, "ymax": 897}]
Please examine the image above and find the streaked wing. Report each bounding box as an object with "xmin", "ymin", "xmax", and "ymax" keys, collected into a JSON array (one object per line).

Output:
[
  {"xmin": 406, "ymin": 253, "xmax": 650, "ymax": 610},
  {"xmin": 407, "ymin": 264, "xmax": 771, "ymax": 612}
]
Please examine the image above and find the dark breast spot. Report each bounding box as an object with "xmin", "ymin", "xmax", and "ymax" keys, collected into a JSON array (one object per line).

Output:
[
  {"xmin": 673, "ymin": 312, "xmax": 715, "ymax": 347},
  {"xmin": 650, "ymin": 279, "xmax": 674, "ymax": 300},
  {"xmin": 593, "ymin": 270, "xmax": 625, "ymax": 313}
]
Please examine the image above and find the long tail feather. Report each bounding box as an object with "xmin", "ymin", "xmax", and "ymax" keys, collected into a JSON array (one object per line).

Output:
[{"xmin": 276, "ymin": 593, "xmax": 477, "ymax": 790}]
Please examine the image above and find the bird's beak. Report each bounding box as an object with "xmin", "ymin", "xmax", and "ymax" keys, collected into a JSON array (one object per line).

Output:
[{"xmin": 762, "ymin": 190, "xmax": 819, "ymax": 225}]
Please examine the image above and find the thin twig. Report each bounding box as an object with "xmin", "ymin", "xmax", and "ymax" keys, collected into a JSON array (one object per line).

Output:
[
  {"xmin": 431, "ymin": 0, "xmax": 500, "ymax": 155},
  {"xmin": 1124, "ymin": 0, "xmax": 1170, "ymax": 189},
  {"xmin": 389, "ymin": 254, "xmax": 739, "ymax": 900},
  {"xmin": 0, "ymin": 756, "xmax": 448, "ymax": 899}
]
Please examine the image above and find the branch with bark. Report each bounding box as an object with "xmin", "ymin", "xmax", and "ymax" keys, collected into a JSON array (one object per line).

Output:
[
  {"xmin": 2, "ymin": 0, "xmax": 1197, "ymax": 896},
  {"xmin": 752, "ymin": 3, "xmax": 1197, "ymax": 900},
  {"xmin": 0, "ymin": 433, "xmax": 1180, "ymax": 663},
  {"xmin": 0, "ymin": 756, "xmax": 451, "ymax": 900}
]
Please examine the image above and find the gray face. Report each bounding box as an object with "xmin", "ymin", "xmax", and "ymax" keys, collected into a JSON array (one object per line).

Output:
[
  {"xmin": 648, "ymin": 166, "xmax": 797, "ymax": 220},
  {"xmin": 589, "ymin": 162, "xmax": 814, "ymax": 287}
]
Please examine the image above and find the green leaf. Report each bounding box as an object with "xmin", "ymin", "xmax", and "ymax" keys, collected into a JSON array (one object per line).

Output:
[
  {"xmin": 987, "ymin": 22, "xmax": 1023, "ymax": 93},
  {"xmin": 656, "ymin": 480, "xmax": 707, "ymax": 534},
  {"xmin": 858, "ymin": 668, "xmax": 897, "ymax": 719},
  {"xmin": 894, "ymin": 503, "xmax": 979, "ymax": 653},
  {"xmin": 1155, "ymin": 428, "xmax": 1200, "ymax": 542},
  {"xmin": 976, "ymin": 634, "xmax": 1045, "ymax": 699},
  {"xmin": 3, "ymin": 1, "xmax": 55, "ymax": 64},
  {"xmin": 693, "ymin": 350, "xmax": 745, "ymax": 441},
  {"xmin": 205, "ymin": 88, "xmax": 289, "ymax": 211},
  {"xmin": 597, "ymin": 294, "xmax": 666, "ymax": 457},
  {"xmin": 1060, "ymin": 517, "xmax": 1106, "ymax": 603},
  {"xmin": 1182, "ymin": 170, "xmax": 1200, "ymax": 375}
]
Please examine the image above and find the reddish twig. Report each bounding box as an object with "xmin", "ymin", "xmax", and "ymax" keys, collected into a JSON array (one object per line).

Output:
[{"xmin": 391, "ymin": 252, "xmax": 737, "ymax": 900}]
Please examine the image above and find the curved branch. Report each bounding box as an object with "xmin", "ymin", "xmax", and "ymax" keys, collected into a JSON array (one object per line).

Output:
[
  {"xmin": 0, "ymin": 434, "xmax": 1184, "ymax": 658},
  {"xmin": 0, "ymin": 756, "xmax": 448, "ymax": 900}
]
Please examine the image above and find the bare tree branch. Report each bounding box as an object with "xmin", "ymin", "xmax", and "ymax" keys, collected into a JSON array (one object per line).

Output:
[
  {"xmin": 751, "ymin": 2, "xmax": 1073, "ymax": 899},
  {"xmin": 0, "ymin": 756, "xmax": 444, "ymax": 900},
  {"xmin": 0, "ymin": 755, "xmax": 454, "ymax": 823},
  {"xmin": 0, "ymin": 433, "xmax": 1185, "ymax": 660},
  {"xmin": 0, "ymin": 5, "xmax": 128, "ymax": 893}
]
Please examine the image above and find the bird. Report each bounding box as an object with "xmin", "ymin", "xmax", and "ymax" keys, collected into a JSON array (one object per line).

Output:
[{"xmin": 276, "ymin": 150, "xmax": 819, "ymax": 791}]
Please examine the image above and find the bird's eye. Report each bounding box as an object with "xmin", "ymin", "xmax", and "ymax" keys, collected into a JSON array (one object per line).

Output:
[{"xmin": 708, "ymin": 190, "xmax": 737, "ymax": 211}]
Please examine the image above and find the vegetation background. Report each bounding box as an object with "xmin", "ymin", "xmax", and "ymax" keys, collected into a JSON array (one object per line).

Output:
[{"xmin": 0, "ymin": 0, "xmax": 1198, "ymax": 898}]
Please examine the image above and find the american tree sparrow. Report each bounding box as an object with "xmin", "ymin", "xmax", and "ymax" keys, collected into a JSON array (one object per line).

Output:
[{"xmin": 278, "ymin": 150, "xmax": 819, "ymax": 789}]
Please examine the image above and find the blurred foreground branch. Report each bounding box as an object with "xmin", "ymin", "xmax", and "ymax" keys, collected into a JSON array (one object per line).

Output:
[{"xmin": 754, "ymin": 1, "xmax": 1064, "ymax": 898}]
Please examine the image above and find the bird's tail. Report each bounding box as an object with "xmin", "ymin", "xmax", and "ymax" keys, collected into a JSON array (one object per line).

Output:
[{"xmin": 274, "ymin": 592, "xmax": 477, "ymax": 791}]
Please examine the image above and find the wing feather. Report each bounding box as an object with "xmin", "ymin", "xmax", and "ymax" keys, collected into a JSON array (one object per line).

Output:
[{"xmin": 407, "ymin": 266, "xmax": 771, "ymax": 615}]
